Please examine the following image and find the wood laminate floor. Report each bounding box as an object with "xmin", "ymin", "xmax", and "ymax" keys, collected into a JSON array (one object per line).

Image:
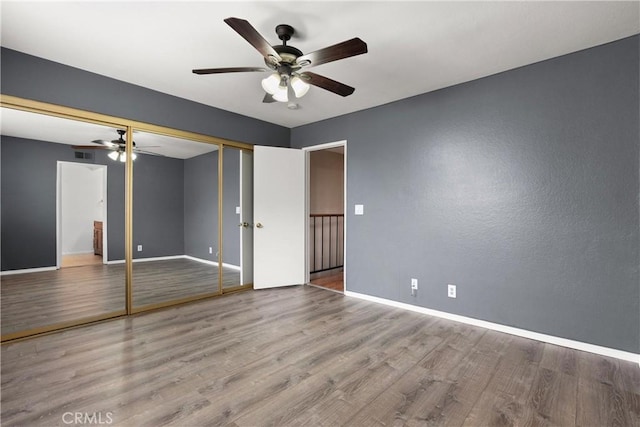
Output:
[
  {"xmin": 1, "ymin": 258, "xmax": 242, "ymax": 335},
  {"xmin": 2, "ymin": 285, "xmax": 638, "ymax": 426},
  {"xmin": 61, "ymin": 253, "xmax": 103, "ymax": 268},
  {"xmin": 310, "ymin": 269, "xmax": 344, "ymax": 292}
]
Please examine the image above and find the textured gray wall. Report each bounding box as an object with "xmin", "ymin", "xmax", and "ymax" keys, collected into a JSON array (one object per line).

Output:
[
  {"xmin": 132, "ymin": 154, "xmax": 185, "ymax": 259},
  {"xmin": 184, "ymin": 151, "xmax": 218, "ymax": 262},
  {"xmin": 291, "ymin": 36, "xmax": 639, "ymax": 353},
  {"xmin": 1, "ymin": 48, "xmax": 290, "ymax": 147}
]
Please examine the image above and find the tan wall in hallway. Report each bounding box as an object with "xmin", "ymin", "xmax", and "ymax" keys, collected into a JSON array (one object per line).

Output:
[{"xmin": 310, "ymin": 150, "xmax": 344, "ymax": 214}]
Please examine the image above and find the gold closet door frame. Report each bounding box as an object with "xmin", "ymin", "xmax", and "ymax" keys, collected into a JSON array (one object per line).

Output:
[{"xmin": 0, "ymin": 95, "xmax": 253, "ymax": 342}]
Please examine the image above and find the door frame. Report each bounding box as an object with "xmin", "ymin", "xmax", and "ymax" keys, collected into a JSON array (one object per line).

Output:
[
  {"xmin": 302, "ymin": 140, "xmax": 347, "ymax": 289},
  {"xmin": 56, "ymin": 161, "xmax": 108, "ymax": 268}
]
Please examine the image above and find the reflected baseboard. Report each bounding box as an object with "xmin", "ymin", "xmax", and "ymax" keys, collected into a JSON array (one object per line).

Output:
[
  {"xmin": 1, "ymin": 266, "xmax": 58, "ymax": 276},
  {"xmin": 107, "ymin": 255, "xmax": 185, "ymax": 265},
  {"xmin": 105, "ymin": 254, "xmax": 241, "ymax": 271},
  {"xmin": 183, "ymin": 255, "xmax": 240, "ymax": 271},
  {"xmin": 3, "ymin": 255, "xmax": 241, "ymax": 275}
]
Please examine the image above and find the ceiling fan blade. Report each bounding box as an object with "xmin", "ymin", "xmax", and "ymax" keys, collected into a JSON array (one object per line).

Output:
[
  {"xmin": 262, "ymin": 93, "xmax": 277, "ymax": 103},
  {"xmin": 134, "ymin": 149, "xmax": 165, "ymax": 156},
  {"xmin": 91, "ymin": 139, "xmax": 117, "ymax": 147},
  {"xmin": 224, "ymin": 17, "xmax": 282, "ymax": 64},
  {"xmin": 296, "ymin": 38, "xmax": 367, "ymax": 68},
  {"xmin": 72, "ymin": 145, "xmax": 114, "ymax": 150},
  {"xmin": 193, "ymin": 67, "xmax": 268, "ymax": 75},
  {"xmin": 300, "ymin": 72, "xmax": 355, "ymax": 97}
]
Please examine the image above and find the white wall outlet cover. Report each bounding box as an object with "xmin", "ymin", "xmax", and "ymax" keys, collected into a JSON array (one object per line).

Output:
[
  {"xmin": 448, "ymin": 284, "xmax": 457, "ymax": 298},
  {"xmin": 411, "ymin": 278, "xmax": 418, "ymax": 289},
  {"xmin": 137, "ymin": 245, "xmax": 142, "ymax": 252},
  {"xmin": 355, "ymin": 204, "xmax": 364, "ymax": 215}
]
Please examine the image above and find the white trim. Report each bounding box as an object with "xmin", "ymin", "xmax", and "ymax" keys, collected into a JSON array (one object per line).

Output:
[
  {"xmin": 57, "ymin": 161, "xmax": 108, "ymax": 268},
  {"xmin": 106, "ymin": 254, "xmax": 241, "ymax": 271},
  {"xmin": 107, "ymin": 255, "xmax": 184, "ymax": 265},
  {"xmin": 183, "ymin": 255, "xmax": 241, "ymax": 270},
  {"xmin": 61, "ymin": 250, "xmax": 95, "ymax": 256},
  {"xmin": 345, "ymin": 290, "xmax": 640, "ymax": 365},
  {"xmin": 1, "ymin": 266, "xmax": 57, "ymax": 276},
  {"xmin": 302, "ymin": 140, "xmax": 347, "ymax": 291}
]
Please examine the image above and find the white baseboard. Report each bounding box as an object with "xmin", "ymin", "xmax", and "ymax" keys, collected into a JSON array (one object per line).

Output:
[
  {"xmin": 344, "ymin": 290, "xmax": 640, "ymax": 365},
  {"xmin": 183, "ymin": 255, "xmax": 241, "ymax": 271},
  {"xmin": 62, "ymin": 250, "xmax": 94, "ymax": 256},
  {"xmin": 107, "ymin": 255, "xmax": 184, "ymax": 265},
  {"xmin": 106, "ymin": 255, "xmax": 242, "ymax": 271},
  {"xmin": 1, "ymin": 266, "xmax": 58, "ymax": 276}
]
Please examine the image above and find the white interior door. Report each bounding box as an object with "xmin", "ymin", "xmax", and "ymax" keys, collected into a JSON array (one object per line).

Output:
[
  {"xmin": 240, "ymin": 150, "xmax": 253, "ymax": 285},
  {"xmin": 253, "ymin": 146, "xmax": 305, "ymax": 289}
]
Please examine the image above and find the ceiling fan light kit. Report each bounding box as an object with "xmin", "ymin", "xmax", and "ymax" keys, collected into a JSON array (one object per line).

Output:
[
  {"xmin": 71, "ymin": 129, "xmax": 155, "ymax": 161},
  {"xmin": 192, "ymin": 17, "xmax": 368, "ymax": 104}
]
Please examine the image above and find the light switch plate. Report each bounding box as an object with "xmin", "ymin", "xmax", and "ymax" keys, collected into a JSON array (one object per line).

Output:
[
  {"xmin": 355, "ymin": 204, "xmax": 364, "ymax": 215},
  {"xmin": 236, "ymin": 206, "xmax": 240, "ymax": 214}
]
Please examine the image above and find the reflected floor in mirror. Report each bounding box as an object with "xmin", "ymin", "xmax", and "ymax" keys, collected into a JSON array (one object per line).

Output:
[{"xmin": 1, "ymin": 258, "xmax": 241, "ymax": 336}]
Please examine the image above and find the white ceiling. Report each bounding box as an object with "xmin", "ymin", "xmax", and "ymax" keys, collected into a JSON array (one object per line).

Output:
[
  {"xmin": 0, "ymin": 107, "xmax": 218, "ymax": 159},
  {"xmin": 1, "ymin": 1, "xmax": 638, "ymax": 129}
]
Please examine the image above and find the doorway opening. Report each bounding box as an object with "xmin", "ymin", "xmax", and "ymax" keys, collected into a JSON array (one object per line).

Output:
[
  {"xmin": 57, "ymin": 162, "xmax": 107, "ymax": 269},
  {"xmin": 305, "ymin": 141, "xmax": 346, "ymax": 292}
]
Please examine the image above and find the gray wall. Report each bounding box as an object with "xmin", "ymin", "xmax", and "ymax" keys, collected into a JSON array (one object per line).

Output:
[
  {"xmin": 222, "ymin": 148, "xmax": 241, "ymax": 267},
  {"xmin": 1, "ymin": 48, "xmax": 290, "ymax": 147},
  {"xmin": 133, "ymin": 154, "xmax": 185, "ymax": 259},
  {"xmin": 0, "ymin": 136, "xmax": 188, "ymax": 268},
  {"xmin": 182, "ymin": 148, "xmax": 241, "ymax": 267},
  {"xmin": 1, "ymin": 136, "xmax": 125, "ymax": 268},
  {"xmin": 184, "ymin": 151, "xmax": 218, "ymax": 261},
  {"xmin": 291, "ymin": 36, "xmax": 639, "ymax": 354}
]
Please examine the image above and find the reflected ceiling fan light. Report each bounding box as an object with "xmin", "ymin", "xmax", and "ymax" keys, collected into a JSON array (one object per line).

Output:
[
  {"xmin": 291, "ymin": 76, "xmax": 310, "ymax": 98},
  {"xmin": 108, "ymin": 151, "xmax": 119, "ymax": 161},
  {"xmin": 119, "ymin": 152, "xmax": 126, "ymax": 162},
  {"xmin": 272, "ymin": 82, "xmax": 289, "ymax": 102},
  {"xmin": 261, "ymin": 73, "xmax": 281, "ymax": 95},
  {"xmin": 131, "ymin": 152, "xmax": 137, "ymax": 161}
]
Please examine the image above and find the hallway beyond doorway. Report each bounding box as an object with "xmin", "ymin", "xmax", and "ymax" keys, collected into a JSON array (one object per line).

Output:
[{"xmin": 309, "ymin": 268, "xmax": 344, "ymax": 292}]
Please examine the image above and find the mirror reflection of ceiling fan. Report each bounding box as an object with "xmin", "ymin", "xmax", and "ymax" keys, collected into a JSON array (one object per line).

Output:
[
  {"xmin": 71, "ymin": 130, "xmax": 161, "ymax": 161},
  {"xmin": 192, "ymin": 17, "xmax": 368, "ymax": 104}
]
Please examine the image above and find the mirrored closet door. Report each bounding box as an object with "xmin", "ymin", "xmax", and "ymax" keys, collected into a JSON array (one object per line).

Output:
[
  {"xmin": 131, "ymin": 131, "xmax": 221, "ymax": 310},
  {"xmin": 0, "ymin": 107, "xmax": 126, "ymax": 339},
  {"xmin": 222, "ymin": 146, "xmax": 253, "ymax": 290}
]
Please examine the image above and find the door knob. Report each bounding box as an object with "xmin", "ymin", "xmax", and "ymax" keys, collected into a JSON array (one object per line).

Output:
[
  {"xmin": 256, "ymin": 223, "xmax": 263, "ymax": 228},
  {"xmin": 238, "ymin": 222, "xmax": 249, "ymax": 228}
]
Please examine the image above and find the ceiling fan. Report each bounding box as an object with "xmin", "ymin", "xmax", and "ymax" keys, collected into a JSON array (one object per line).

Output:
[
  {"xmin": 72, "ymin": 129, "xmax": 160, "ymax": 161},
  {"xmin": 192, "ymin": 17, "xmax": 368, "ymax": 103}
]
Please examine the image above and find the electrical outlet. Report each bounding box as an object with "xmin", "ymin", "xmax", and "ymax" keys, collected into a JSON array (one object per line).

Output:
[
  {"xmin": 411, "ymin": 278, "xmax": 418, "ymax": 290},
  {"xmin": 137, "ymin": 245, "xmax": 142, "ymax": 252},
  {"xmin": 448, "ymin": 284, "xmax": 457, "ymax": 299},
  {"xmin": 209, "ymin": 247, "xmax": 213, "ymax": 254}
]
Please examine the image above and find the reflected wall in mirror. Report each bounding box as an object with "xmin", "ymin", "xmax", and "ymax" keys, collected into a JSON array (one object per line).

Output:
[
  {"xmin": 0, "ymin": 107, "xmax": 126, "ymax": 338},
  {"xmin": 222, "ymin": 146, "xmax": 253, "ymax": 289},
  {"xmin": 131, "ymin": 131, "xmax": 224, "ymax": 309}
]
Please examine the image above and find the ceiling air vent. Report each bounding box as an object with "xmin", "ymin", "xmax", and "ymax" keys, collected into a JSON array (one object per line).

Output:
[{"xmin": 74, "ymin": 151, "xmax": 93, "ymax": 160}]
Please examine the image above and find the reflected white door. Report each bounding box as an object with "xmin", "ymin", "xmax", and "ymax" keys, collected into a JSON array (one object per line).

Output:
[
  {"xmin": 253, "ymin": 146, "xmax": 305, "ymax": 289},
  {"xmin": 240, "ymin": 150, "xmax": 253, "ymax": 285}
]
